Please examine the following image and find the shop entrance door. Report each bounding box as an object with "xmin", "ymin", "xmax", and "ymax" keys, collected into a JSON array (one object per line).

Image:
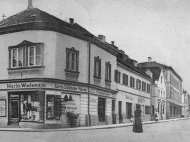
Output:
[
  {"xmin": 119, "ymin": 101, "xmax": 122, "ymax": 123},
  {"xmin": 98, "ymin": 98, "xmax": 105, "ymax": 122},
  {"xmin": 9, "ymin": 100, "xmax": 19, "ymax": 125}
]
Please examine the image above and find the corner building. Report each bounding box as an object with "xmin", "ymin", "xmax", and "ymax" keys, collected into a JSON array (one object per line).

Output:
[{"xmin": 0, "ymin": 7, "xmax": 121, "ymax": 128}]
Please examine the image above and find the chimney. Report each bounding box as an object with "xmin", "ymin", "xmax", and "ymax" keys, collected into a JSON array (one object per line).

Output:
[
  {"xmin": 98, "ymin": 35, "xmax": 106, "ymax": 43},
  {"xmin": 148, "ymin": 57, "xmax": 152, "ymax": 62},
  {"xmin": 69, "ymin": 18, "xmax": 74, "ymax": 25},
  {"xmin": 27, "ymin": 0, "xmax": 33, "ymax": 10},
  {"xmin": 111, "ymin": 41, "xmax": 114, "ymax": 45}
]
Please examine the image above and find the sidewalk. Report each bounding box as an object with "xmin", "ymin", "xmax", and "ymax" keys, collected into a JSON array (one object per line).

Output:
[{"xmin": 0, "ymin": 117, "xmax": 189, "ymax": 132}]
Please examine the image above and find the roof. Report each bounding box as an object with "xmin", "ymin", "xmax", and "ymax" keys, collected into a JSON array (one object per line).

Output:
[
  {"xmin": 140, "ymin": 67, "xmax": 162, "ymax": 82},
  {"xmin": 0, "ymin": 8, "xmax": 92, "ymax": 35},
  {"xmin": 117, "ymin": 57, "xmax": 151, "ymax": 80},
  {"xmin": 138, "ymin": 61, "xmax": 182, "ymax": 82},
  {"xmin": 0, "ymin": 8, "xmax": 120, "ymax": 56}
]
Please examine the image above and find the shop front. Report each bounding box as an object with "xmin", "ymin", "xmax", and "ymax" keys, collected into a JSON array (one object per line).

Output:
[{"xmin": 0, "ymin": 79, "xmax": 88, "ymax": 128}]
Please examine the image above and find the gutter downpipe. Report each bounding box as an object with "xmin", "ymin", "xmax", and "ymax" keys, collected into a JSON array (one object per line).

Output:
[{"xmin": 87, "ymin": 35, "xmax": 93, "ymax": 126}]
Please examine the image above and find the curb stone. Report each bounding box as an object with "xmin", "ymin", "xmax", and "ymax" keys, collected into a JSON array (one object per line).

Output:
[{"xmin": 0, "ymin": 117, "xmax": 189, "ymax": 132}]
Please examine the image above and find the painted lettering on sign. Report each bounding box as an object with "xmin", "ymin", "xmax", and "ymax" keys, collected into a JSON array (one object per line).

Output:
[
  {"xmin": 54, "ymin": 83, "xmax": 87, "ymax": 92},
  {"xmin": 89, "ymin": 88, "xmax": 115, "ymax": 98},
  {"xmin": 126, "ymin": 95, "xmax": 133, "ymax": 100},
  {"xmin": 138, "ymin": 96, "xmax": 145, "ymax": 103},
  {"xmin": 7, "ymin": 83, "xmax": 46, "ymax": 89}
]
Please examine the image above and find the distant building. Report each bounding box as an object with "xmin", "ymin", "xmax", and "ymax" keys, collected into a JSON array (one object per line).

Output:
[
  {"xmin": 182, "ymin": 90, "xmax": 188, "ymax": 117},
  {"xmin": 138, "ymin": 57, "xmax": 183, "ymax": 119},
  {"xmin": 139, "ymin": 66, "xmax": 167, "ymax": 120}
]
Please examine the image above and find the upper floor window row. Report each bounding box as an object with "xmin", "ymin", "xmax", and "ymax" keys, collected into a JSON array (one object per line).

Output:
[
  {"xmin": 123, "ymin": 73, "xmax": 128, "ymax": 86},
  {"xmin": 105, "ymin": 61, "xmax": 111, "ymax": 82},
  {"xmin": 9, "ymin": 40, "xmax": 44, "ymax": 68},
  {"xmin": 142, "ymin": 81, "xmax": 146, "ymax": 92},
  {"xmin": 136, "ymin": 79, "xmax": 141, "ymax": 90}
]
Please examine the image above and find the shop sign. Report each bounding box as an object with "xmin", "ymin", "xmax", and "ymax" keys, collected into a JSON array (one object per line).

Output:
[
  {"xmin": 7, "ymin": 82, "xmax": 46, "ymax": 89},
  {"xmin": 138, "ymin": 96, "xmax": 145, "ymax": 103},
  {"xmin": 54, "ymin": 83, "xmax": 87, "ymax": 92},
  {"xmin": 90, "ymin": 88, "xmax": 115, "ymax": 98},
  {"xmin": 126, "ymin": 95, "xmax": 133, "ymax": 101},
  {"xmin": 0, "ymin": 99, "xmax": 6, "ymax": 117}
]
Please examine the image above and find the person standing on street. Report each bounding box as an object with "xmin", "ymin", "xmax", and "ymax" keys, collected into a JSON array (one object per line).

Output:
[{"xmin": 133, "ymin": 106, "xmax": 143, "ymax": 133}]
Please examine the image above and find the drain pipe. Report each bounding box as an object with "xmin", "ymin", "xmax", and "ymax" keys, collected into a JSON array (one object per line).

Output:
[{"xmin": 87, "ymin": 35, "xmax": 93, "ymax": 126}]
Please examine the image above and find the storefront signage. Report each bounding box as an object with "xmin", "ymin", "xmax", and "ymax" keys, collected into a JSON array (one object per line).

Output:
[
  {"xmin": 90, "ymin": 88, "xmax": 115, "ymax": 98},
  {"xmin": 7, "ymin": 82, "xmax": 46, "ymax": 89},
  {"xmin": 138, "ymin": 96, "xmax": 145, "ymax": 103},
  {"xmin": 54, "ymin": 83, "xmax": 87, "ymax": 92},
  {"xmin": 0, "ymin": 99, "xmax": 6, "ymax": 117},
  {"xmin": 126, "ymin": 95, "xmax": 133, "ymax": 100}
]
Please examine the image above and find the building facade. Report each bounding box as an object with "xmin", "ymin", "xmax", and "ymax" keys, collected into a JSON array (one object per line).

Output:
[
  {"xmin": 0, "ymin": 4, "xmax": 124, "ymax": 128},
  {"xmin": 140, "ymin": 66, "xmax": 167, "ymax": 120},
  {"xmin": 182, "ymin": 90, "xmax": 188, "ymax": 117},
  {"xmin": 138, "ymin": 57, "xmax": 182, "ymax": 119},
  {"xmin": 114, "ymin": 54, "xmax": 152, "ymax": 123}
]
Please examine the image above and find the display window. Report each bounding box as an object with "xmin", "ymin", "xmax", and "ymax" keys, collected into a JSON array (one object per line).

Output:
[{"xmin": 20, "ymin": 91, "xmax": 44, "ymax": 122}]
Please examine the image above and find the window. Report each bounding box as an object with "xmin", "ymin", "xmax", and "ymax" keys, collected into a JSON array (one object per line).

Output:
[
  {"xmin": 28, "ymin": 46, "xmax": 42, "ymax": 66},
  {"xmin": 147, "ymin": 84, "xmax": 150, "ymax": 93},
  {"xmin": 9, "ymin": 40, "xmax": 44, "ymax": 69},
  {"xmin": 136, "ymin": 79, "xmax": 141, "ymax": 90},
  {"xmin": 12, "ymin": 48, "xmax": 23, "ymax": 67},
  {"xmin": 66, "ymin": 47, "xmax": 79, "ymax": 72},
  {"xmin": 115, "ymin": 70, "xmax": 120, "ymax": 83},
  {"xmin": 130, "ymin": 77, "xmax": 135, "ymax": 88},
  {"xmin": 123, "ymin": 73, "xmax": 128, "ymax": 85},
  {"xmin": 105, "ymin": 62, "xmax": 111, "ymax": 81},
  {"xmin": 142, "ymin": 81, "xmax": 146, "ymax": 91},
  {"xmin": 94, "ymin": 56, "xmax": 101, "ymax": 78},
  {"xmin": 145, "ymin": 106, "xmax": 150, "ymax": 114},
  {"xmin": 47, "ymin": 95, "xmax": 55, "ymax": 119}
]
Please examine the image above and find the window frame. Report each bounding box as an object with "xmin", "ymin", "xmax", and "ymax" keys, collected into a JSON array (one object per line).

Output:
[
  {"xmin": 94, "ymin": 56, "xmax": 101, "ymax": 79},
  {"xmin": 105, "ymin": 61, "xmax": 111, "ymax": 82},
  {"xmin": 11, "ymin": 47, "xmax": 23, "ymax": 68},
  {"xmin": 66, "ymin": 47, "xmax": 79, "ymax": 73},
  {"xmin": 123, "ymin": 73, "xmax": 128, "ymax": 86},
  {"xmin": 115, "ymin": 70, "xmax": 120, "ymax": 83},
  {"xmin": 28, "ymin": 45, "xmax": 42, "ymax": 67}
]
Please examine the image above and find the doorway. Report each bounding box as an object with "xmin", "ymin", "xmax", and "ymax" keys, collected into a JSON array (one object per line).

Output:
[
  {"xmin": 9, "ymin": 100, "xmax": 19, "ymax": 125},
  {"xmin": 98, "ymin": 97, "xmax": 105, "ymax": 122},
  {"xmin": 118, "ymin": 101, "xmax": 122, "ymax": 123}
]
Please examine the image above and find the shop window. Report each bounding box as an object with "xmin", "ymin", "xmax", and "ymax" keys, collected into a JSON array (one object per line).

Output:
[
  {"xmin": 126, "ymin": 102, "xmax": 132, "ymax": 119},
  {"xmin": 20, "ymin": 92, "xmax": 44, "ymax": 122},
  {"xmin": 8, "ymin": 40, "xmax": 44, "ymax": 69},
  {"xmin": 47, "ymin": 95, "xmax": 55, "ymax": 119},
  {"xmin": 66, "ymin": 47, "xmax": 79, "ymax": 72},
  {"xmin": 94, "ymin": 56, "xmax": 101, "ymax": 78},
  {"xmin": 105, "ymin": 61, "xmax": 111, "ymax": 82},
  {"xmin": 145, "ymin": 106, "xmax": 150, "ymax": 114}
]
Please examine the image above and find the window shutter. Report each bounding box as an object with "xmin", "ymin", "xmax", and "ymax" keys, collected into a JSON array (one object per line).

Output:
[
  {"xmin": 118, "ymin": 72, "xmax": 120, "ymax": 83},
  {"xmin": 66, "ymin": 49, "xmax": 69, "ymax": 69},
  {"xmin": 105, "ymin": 62, "xmax": 107, "ymax": 80},
  {"xmin": 8, "ymin": 48, "xmax": 11, "ymax": 68},
  {"xmin": 76, "ymin": 51, "xmax": 79, "ymax": 72},
  {"xmin": 26, "ymin": 46, "xmax": 28, "ymax": 67},
  {"xmin": 40, "ymin": 45, "xmax": 44, "ymax": 66},
  {"xmin": 114, "ymin": 70, "xmax": 117, "ymax": 82},
  {"xmin": 123, "ymin": 74, "xmax": 125, "ymax": 84},
  {"xmin": 109, "ymin": 64, "xmax": 111, "ymax": 81},
  {"xmin": 99, "ymin": 59, "xmax": 101, "ymax": 78}
]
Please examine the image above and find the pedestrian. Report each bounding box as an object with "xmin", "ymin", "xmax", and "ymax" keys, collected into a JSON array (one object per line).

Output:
[{"xmin": 133, "ymin": 106, "xmax": 143, "ymax": 133}]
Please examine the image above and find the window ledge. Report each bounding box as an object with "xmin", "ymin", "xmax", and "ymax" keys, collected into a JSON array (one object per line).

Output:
[
  {"xmin": 65, "ymin": 69, "xmax": 80, "ymax": 74},
  {"xmin": 7, "ymin": 66, "xmax": 45, "ymax": 70}
]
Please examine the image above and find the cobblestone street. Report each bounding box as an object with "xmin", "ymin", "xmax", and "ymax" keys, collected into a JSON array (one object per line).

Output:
[{"xmin": 0, "ymin": 119, "xmax": 190, "ymax": 142}]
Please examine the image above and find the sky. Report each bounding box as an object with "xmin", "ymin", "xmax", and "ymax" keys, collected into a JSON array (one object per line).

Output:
[{"xmin": 0, "ymin": 0, "xmax": 190, "ymax": 92}]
